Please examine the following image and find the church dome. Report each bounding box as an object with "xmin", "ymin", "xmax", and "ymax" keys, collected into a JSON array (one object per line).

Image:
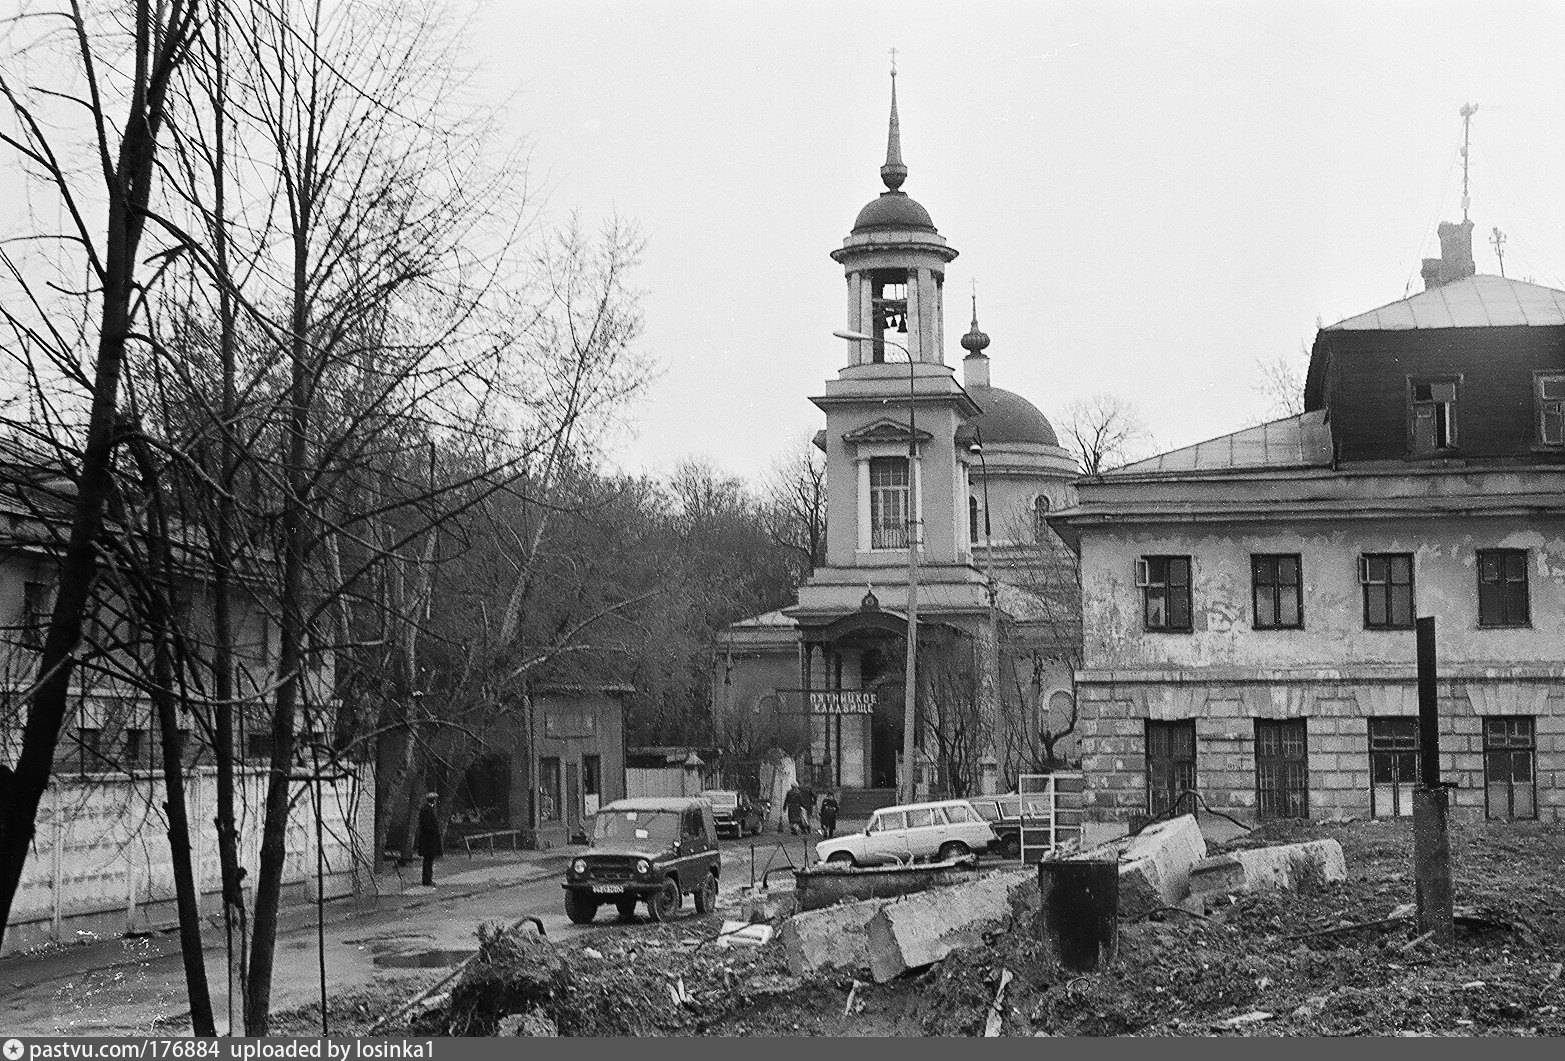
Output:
[
  {"xmin": 853, "ymin": 191, "xmax": 936, "ymax": 233},
  {"xmin": 969, "ymin": 384, "xmax": 1059, "ymax": 447}
]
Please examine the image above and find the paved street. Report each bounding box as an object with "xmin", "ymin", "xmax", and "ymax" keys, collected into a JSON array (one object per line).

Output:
[{"xmin": 0, "ymin": 831, "xmax": 822, "ymax": 1036}]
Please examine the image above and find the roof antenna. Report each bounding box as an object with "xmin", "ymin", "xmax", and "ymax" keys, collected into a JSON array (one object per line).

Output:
[
  {"xmin": 1459, "ymin": 102, "xmax": 1479, "ymax": 222},
  {"xmin": 1490, "ymin": 226, "xmax": 1507, "ymax": 278}
]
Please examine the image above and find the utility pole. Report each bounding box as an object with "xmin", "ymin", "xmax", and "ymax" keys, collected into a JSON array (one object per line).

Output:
[
  {"xmin": 1459, "ymin": 102, "xmax": 1479, "ymax": 223},
  {"xmin": 1491, "ymin": 227, "xmax": 1507, "ymax": 277}
]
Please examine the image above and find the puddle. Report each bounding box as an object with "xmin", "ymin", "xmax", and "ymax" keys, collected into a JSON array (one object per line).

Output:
[{"xmin": 371, "ymin": 948, "xmax": 475, "ymax": 969}]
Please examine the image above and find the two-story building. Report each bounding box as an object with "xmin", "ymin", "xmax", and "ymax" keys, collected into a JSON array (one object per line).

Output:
[{"xmin": 1051, "ymin": 220, "xmax": 1565, "ymax": 827}]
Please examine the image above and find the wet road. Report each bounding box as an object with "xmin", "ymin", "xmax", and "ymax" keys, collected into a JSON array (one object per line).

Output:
[{"xmin": 1, "ymin": 832, "xmax": 818, "ymax": 1036}]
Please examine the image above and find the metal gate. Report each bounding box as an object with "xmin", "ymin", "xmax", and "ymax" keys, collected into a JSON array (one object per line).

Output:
[{"xmin": 1018, "ymin": 772, "xmax": 1085, "ymax": 864}]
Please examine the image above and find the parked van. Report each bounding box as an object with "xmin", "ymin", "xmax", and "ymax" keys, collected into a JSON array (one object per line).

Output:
[{"xmin": 815, "ymin": 798, "xmax": 997, "ymax": 867}]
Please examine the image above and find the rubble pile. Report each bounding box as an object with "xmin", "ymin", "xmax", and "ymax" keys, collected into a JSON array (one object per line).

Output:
[
  {"xmin": 421, "ymin": 919, "xmax": 819, "ymax": 1036},
  {"xmin": 384, "ymin": 818, "xmax": 1565, "ymax": 1036}
]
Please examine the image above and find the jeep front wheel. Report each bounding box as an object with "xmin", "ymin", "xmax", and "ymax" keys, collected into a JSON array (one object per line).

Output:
[
  {"xmin": 648, "ymin": 878, "xmax": 681, "ymax": 922},
  {"xmin": 564, "ymin": 890, "xmax": 598, "ymax": 925},
  {"xmin": 694, "ymin": 871, "xmax": 718, "ymax": 914}
]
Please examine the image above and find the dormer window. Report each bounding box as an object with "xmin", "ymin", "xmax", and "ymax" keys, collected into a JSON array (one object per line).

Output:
[
  {"xmin": 1537, "ymin": 373, "xmax": 1565, "ymax": 447},
  {"xmin": 1409, "ymin": 377, "xmax": 1458, "ymax": 453},
  {"xmin": 870, "ymin": 269, "xmax": 909, "ymax": 360}
]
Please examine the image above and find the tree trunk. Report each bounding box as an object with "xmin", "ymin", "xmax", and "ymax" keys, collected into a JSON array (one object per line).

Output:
[{"xmin": 0, "ymin": 0, "xmax": 195, "ymax": 943}]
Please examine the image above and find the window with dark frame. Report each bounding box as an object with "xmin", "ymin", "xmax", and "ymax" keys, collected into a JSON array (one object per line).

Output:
[
  {"xmin": 1139, "ymin": 555, "xmax": 1192, "ymax": 632},
  {"xmin": 1484, "ymin": 717, "xmax": 1536, "ymax": 820},
  {"xmin": 968, "ymin": 496, "xmax": 980, "ymax": 544},
  {"xmin": 1255, "ymin": 719, "xmax": 1309, "ymax": 819},
  {"xmin": 1538, "ymin": 372, "xmax": 1565, "ymax": 447},
  {"xmin": 583, "ymin": 754, "xmax": 602, "ymax": 797},
  {"xmin": 1252, "ymin": 554, "xmax": 1303, "ymax": 629},
  {"xmin": 22, "ymin": 580, "xmax": 49, "ymax": 651},
  {"xmin": 1477, "ymin": 549, "xmax": 1529, "ymax": 627},
  {"xmin": 539, "ymin": 756, "xmax": 562, "ymax": 822},
  {"xmin": 78, "ymin": 727, "xmax": 100, "ymax": 775},
  {"xmin": 1361, "ymin": 553, "xmax": 1414, "ymax": 629},
  {"xmin": 869, "ymin": 456, "xmax": 910, "ymax": 549},
  {"xmin": 1146, "ymin": 720, "xmax": 1196, "ymax": 817},
  {"xmin": 1409, "ymin": 378, "xmax": 1458, "ymax": 453},
  {"xmin": 124, "ymin": 728, "xmax": 145, "ymax": 769},
  {"xmin": 1368, "ymin": 718, "xmax": 1418, "ymax": 819}
]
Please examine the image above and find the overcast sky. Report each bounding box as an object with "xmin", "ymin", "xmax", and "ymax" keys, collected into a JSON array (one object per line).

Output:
[{"xmin": 470, "ymin": 1, "xmax": 1565, "ymax": 481}]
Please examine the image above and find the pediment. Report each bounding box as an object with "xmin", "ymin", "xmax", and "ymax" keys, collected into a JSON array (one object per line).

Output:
[{"xmin": 842, "ymin": 418, "xmax": 934, "ymax": 445}]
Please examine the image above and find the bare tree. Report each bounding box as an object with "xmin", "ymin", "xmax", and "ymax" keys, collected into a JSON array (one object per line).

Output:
[
  {"xmin": 1252, "ymin": 342, "xmax": 1308, "ymax": 420},
  {"xmin": 0, "ymin": 3, "xmax": 207, "ymax": 1015},
  {"xmin": 1062, "ymin": 393, "xmax": 1152, "ymax": 476},
  {"xmin": 761, "ymin": 436, "xmax": 827, "ymax": 580}
]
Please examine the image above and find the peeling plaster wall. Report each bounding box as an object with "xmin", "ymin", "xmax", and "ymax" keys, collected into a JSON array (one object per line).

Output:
[
  {"xmin": 1075, "ymin": 515, "xmax": 1565, "ymax": 825},
  {"xmin": 1079, "ymin": 516, "xmax": 1565, "ymax": 671}
]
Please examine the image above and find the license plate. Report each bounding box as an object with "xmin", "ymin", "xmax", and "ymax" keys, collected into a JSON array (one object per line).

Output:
[{"xmin": 591, "ymin": 884, "xmax": 624, "ymax": 894}]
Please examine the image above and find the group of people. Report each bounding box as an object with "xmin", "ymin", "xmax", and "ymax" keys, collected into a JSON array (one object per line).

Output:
[{"xmin": 782, "ymin": 783, "xmax": 840, "ymax": 838}]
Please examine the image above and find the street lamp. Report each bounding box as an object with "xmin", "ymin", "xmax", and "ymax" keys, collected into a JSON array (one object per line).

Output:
[
  {"xmin": 833, "ymin": 328, "xmax": 920, "ymax": 805},
  {"xmin": 969, "ymin": 432, "xmax": 1001, "ymax": 794}
]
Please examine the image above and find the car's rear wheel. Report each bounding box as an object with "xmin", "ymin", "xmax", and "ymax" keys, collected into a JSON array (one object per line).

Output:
[
  {"xmin": 1000, "ymin": 835, "xmax": 1021, "ymax": 860},
  {"xmin": 825, "ymin": 851, "xmax": 857, "ymax": 867},
  {"xmin": 564, "ymin": 890, "xmax": 598, "ymax": 925},
  {"xmin": 648, "ymin": 878, "xmax": 681, "ymax": 922},
  {"xmin": 694, "ymin": 871, "xmax": 718, "ymax": 914},
  {"xmin": 938, "ymin": 841, "xmax": 972, "ymax": 863},
  {"xmin": 614, "ymin": 897, "xmax": 638, "ymax": 921}
]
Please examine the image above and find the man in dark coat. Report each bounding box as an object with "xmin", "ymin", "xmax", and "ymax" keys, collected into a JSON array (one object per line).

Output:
[
  {"xmin": 416, "ymin": 792, "xmax": 442, "ymax": 886},
  {"xmin": 783, "ymin": 785, "xmax": 804, "ymax": 835},
  {"xmin": 818, "ymin": 791, "xmax": 840, "ymax": 839}
]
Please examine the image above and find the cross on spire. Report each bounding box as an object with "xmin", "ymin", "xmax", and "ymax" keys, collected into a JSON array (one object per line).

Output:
[{"xmin": 889, "ymin": 46, "xmax": 898, "ymax": 77}]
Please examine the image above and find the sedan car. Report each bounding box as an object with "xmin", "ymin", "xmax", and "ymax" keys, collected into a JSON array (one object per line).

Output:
[
  {"xmin": 815, "ymin": 798, "xmax": 997, "ymax": 867},
  {"xmin": 700, "ymin": 789, "xmax": 764, "ymax": 838},
  {"xmin": 968, "ymin": 794, "xmax": 1054, "ymax": 860}
]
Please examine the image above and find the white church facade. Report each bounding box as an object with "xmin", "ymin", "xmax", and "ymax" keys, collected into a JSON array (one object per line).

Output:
[{"xmin": 715, "ymin": 76, "xmax": 1081, "ymax": 807}]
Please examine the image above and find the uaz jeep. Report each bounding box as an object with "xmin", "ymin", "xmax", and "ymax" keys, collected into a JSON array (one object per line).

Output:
[{"xmin": 562, "ymin": 796, "xmax": 720, "ymax": 923}]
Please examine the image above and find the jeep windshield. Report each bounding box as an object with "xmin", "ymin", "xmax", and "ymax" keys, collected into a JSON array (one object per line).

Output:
[{"xmin": 593, "ymin": 809, "xmax": 680, "ymax": 846}]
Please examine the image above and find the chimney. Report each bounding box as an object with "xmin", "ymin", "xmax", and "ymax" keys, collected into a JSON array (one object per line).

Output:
[
  {"xmin": 963, "ymin": 351, "xmax": 990, "ymax": 389},
  {"xmin": 1421, "ymin": 219, "xmax": 1476, "ymax": 290}
]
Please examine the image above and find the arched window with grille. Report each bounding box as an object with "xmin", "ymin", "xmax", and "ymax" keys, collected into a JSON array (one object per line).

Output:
[{"xmin": 1033, "ymin": 494, "xmax": 1052, "ymax": 541}]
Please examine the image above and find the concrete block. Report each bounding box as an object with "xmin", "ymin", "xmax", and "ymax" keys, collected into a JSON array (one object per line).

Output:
[
  {"xmin": 864, "ymin": 869, "xmax": 1039, "ymax": 983},
  {"xmin": 1189, "ymin": 839, "xmax": 1346, "ymax": 899},
  {"xmin": 777, "ymin": 897, "xmax": 888, "ymax": 977},
  {"xmin": 1083, "ymin": 814, "xmax": 1206, "ymax": 918}
]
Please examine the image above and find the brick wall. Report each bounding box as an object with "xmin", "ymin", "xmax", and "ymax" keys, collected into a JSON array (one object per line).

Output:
[{"xmin": 1078, "ymin": 678, "xmax": 1565, "ymax": 825}]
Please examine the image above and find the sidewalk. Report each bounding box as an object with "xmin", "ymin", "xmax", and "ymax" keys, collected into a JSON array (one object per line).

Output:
[{"xmin": 0, "ymin": 846, "xmax": 576, "ymax": 991}]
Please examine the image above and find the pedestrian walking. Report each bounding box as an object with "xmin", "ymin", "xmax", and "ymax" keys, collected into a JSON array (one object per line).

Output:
[
  {"xmin": 818, "ymin": 791, "xmax": 839, "ymax": 839},
  {"xmin": 800, "ymin": 783, "xmax": 816, "ymax": 831},
  {"xmin": 783, "ymin": 784, "xmax": 805, "ymax": 836},
  {"xmin": 416, "ymin": 792, "xmax": 443, "ymax": 887}
]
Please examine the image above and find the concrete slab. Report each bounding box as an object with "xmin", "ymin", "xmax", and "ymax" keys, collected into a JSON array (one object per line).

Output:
[
  {"xmin": 864, "ymin": 869, "xmax": 1040, "ymax": 983},
  {"xmin": 777, "ymin": 897, "xmax": 889, "ymax": 977},
  {"xmin": 1083, "ymin": 814, "xmax": 1207, "ymax": 917},
  {"xmin": 1189, "ymin": 839, "xmax": 1346, "ymax": 898}
]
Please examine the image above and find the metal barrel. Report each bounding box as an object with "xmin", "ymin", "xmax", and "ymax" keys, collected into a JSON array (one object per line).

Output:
[{"xmin": 1037, "ymin": 858, "xmax": 1118, "ymax": 972}]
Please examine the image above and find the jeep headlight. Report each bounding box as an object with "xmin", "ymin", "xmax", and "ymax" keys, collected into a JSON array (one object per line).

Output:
[
  {"xmin": 572, "ymin": 859, "xmax": 586, "ymax": 875},
  {"xmin": 635, "ymin": 859, "xmax": 650, "ymax": 876}
]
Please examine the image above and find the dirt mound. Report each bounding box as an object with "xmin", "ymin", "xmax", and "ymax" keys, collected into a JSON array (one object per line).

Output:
[{"xmin": 403, "ymin": 818, "xmax": 1565, "ymax": 1036}]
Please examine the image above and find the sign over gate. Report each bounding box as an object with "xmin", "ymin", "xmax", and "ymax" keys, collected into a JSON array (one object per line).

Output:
[{"xmin": 775, "ymin": 689, "xmax": 879, "ymax": 715}]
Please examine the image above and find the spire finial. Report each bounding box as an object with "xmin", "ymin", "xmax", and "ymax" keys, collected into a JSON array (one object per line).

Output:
[
  {"xmin": 960, "ymin": 280, "xmax": 990, "ymax": 355},
  {"xmin": 880, "ymin": 56, "xmax": 907, "ymax": 192}
]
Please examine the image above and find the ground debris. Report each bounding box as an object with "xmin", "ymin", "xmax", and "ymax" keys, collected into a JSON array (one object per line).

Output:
[{"xmin": 391, "ymin": 818, "xmax": 1565, "ymax": 1037}]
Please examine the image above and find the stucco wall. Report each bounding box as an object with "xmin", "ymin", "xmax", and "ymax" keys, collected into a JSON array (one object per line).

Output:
[
  {"xmin": 1079, "ymin": 515, "xmax": 1565, "ymax": 672},
  {"xmin": 5, "ymin": 765, "xmax": 373, "ymax": 956}
]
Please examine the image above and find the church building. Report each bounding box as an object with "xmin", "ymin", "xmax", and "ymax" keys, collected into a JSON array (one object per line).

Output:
[{"xmin": 715, "ymin": 75, "xmax": 1080, "ymax": 808}]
